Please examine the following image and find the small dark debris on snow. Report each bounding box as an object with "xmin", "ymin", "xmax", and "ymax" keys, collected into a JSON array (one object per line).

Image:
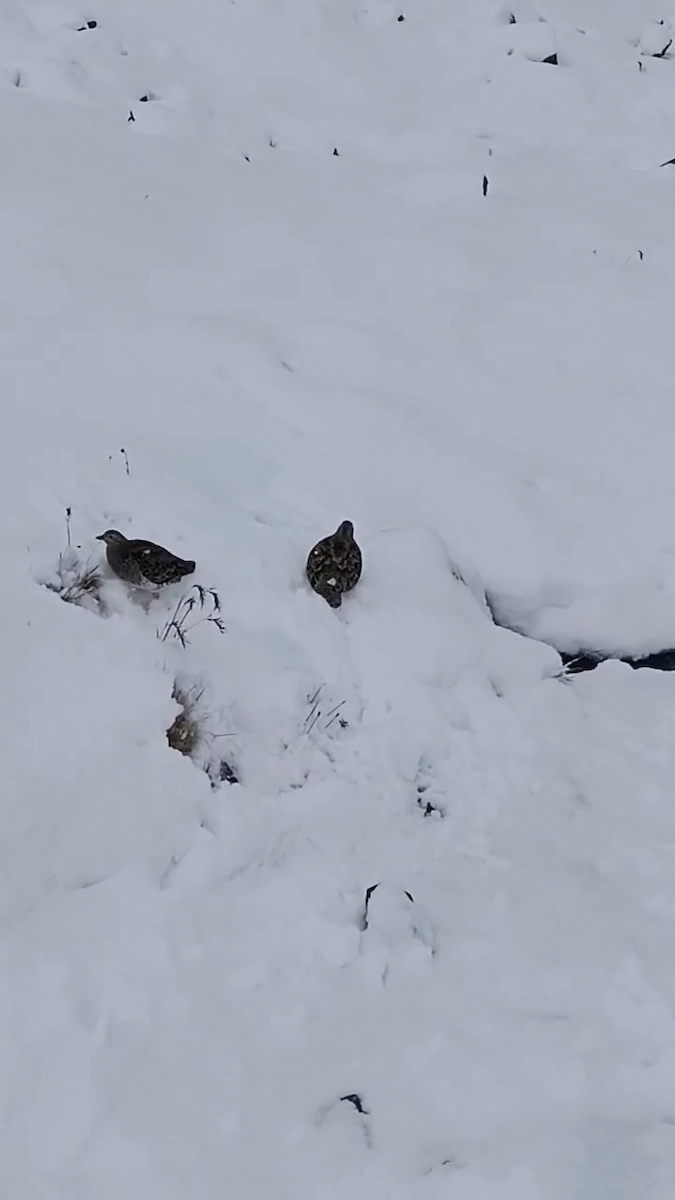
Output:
[
  {"xmin": 397, "ymin": 13, "xmax": 405, "ymax": 21},
  {"xmin": 542, "ymin": 53, "xmax": 558, "ymax": 65},
  {"xmin": 218, "ymin": 759, "xmax": 239, "ymax": 785},
  {"xmin": 362, "ymin": 882, "xmax": 414, "ymax": 928},
  {"xmin": 77, "ymin": 20, "xmax": 97, "ymax": 29},
  {"xmin": 269, "ymin": 137, "xmax": 276, "ymax": 147},
  {"xmin": 127, "ymin": 110, "xmax": 135, "ymax": 122},
  {"xmin": 482, "ymin": 174, "xmax": 489, "ymax": 196},
  {"xmin": 508, "ymin": 12, "xmax": 516, "ymax": 23},
  {"xmin": 419, "ymin": 799, "xmax": 438, "ymax": 817},
  {"xmin": 333, "ymin": 147, "xmax": 339, "ymax": 156},
  {"xmin": 660, "ymin": 156, "xmax": 675, "ymax": 167},
  {"xmin": 340, "ymin": 1094, "xmax": 369, "ymax": 1115},
  {"xmin": 361, "ymin": 883, "xmax": 379, "ymax": 928},
  {"xmin": 417, "ymin": 786, "xmax": 442, "ymax": 817},
  {"xmin": 654, "ymin": 39, "xmax": 673, "ymax": 58},
  {"xmin": 244, "ymin": 154, "xmax": 250, "ymax": 161}
]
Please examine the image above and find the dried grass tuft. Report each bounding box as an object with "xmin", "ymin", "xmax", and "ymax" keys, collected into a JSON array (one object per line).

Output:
[{"xmin": 166, "ymin": 682, "xmax": 205, "ymax": 757}]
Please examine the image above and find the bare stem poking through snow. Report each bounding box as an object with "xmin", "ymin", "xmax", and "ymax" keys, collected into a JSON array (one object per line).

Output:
[{"xmin": 157, "ymin": 585, "xmax": 225, "ymax": 646}]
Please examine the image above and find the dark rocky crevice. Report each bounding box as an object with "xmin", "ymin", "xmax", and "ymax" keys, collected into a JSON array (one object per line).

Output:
[
  {"xmin": 486, "ymin": 590, "xmax": 675, "ymax": 675},
  {"xmin": 561, "ymin": 648, "xmax": 675, "ymax": 675}
]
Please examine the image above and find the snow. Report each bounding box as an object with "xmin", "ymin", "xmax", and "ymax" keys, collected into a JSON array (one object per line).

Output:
[{"xmin": 2, "ymin": 0, "xmax": 675, "ymax": 1195}]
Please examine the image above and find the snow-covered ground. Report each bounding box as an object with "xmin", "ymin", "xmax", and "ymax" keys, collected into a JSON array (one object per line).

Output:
[{"xmin": 3, "ymin": 0, "xmax": 675, "ymax": 1195}]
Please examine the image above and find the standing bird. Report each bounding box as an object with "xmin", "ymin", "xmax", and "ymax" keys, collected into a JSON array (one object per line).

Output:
[
  {"xmin": 306, "ymin": 520, "xmax": 362, "ymax": 608},
  {"xmin": 97, "ymin": 530, "xmax": 195, "ymax": 589}
]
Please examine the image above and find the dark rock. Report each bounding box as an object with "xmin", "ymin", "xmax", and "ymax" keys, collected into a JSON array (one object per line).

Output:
[{"xmin": 629, "ymin": 648, "xmax": 675, "ymax": 671}]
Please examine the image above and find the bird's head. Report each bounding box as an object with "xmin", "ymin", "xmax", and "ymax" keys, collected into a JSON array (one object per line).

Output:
[
  {"xmin": 335, "ymin": 520, "xmax": 354, "ymax": 541},
  {"xmin": 96, "ymin": 529, "xmax": 127, "ymax": 545}
]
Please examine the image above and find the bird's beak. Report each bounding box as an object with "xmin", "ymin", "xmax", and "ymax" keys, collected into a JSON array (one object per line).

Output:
[{"xmin": 95, "ymin": 534, "xmax": 104, "ymax": 541}]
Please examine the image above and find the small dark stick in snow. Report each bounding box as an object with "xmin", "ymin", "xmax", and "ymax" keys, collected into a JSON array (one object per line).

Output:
[
  {"xmin": 638, "ymin": 20, "xmax": 673, "ymax": 58},
  {"xmin": 340, "ymin": 1094, "xmax": 369, "ymax": 1115},
  {"xmin": 483, "ymin": 174, "xmax": 489, "ymax": 196},
  {"xmin": 306, "ymin": 520, "xmax": 362, "ymax": 608},
  {"xmin": 127, "ymin": 110, "xmax": 135, "ymax": 122},
  {"xmin": 333, "ymin": 147, "xmax": 339, "ymax": 156}
]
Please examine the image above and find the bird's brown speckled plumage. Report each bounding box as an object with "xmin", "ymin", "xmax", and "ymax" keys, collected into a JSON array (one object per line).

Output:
[
  {"xmin": 97, "ymin": 530, "xmax": 195, "ymax": 589},
  {"xmin": 306, "ymin": 520, "xmax": 362, "ymax": 608}
]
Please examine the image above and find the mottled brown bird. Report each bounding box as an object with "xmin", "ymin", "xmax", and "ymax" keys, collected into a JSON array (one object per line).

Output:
[
  {"xmin": 306, "ymin": 520, "xmax": 362, "ymax": 608},
  {"xmin": 97, "ymin": 530, "xmax": 195, "ymax": 589}
]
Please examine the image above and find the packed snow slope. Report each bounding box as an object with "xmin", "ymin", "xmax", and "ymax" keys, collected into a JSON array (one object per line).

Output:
[{"xmin": 4, "ymin": 0, "xmax": 675, "ymax": 1196}]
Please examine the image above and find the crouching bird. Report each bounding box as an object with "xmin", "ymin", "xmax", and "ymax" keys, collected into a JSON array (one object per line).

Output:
[
  {"xmin": 306, "ymin": 520, "xmax": 362, "ymax": 608},
  {"xmin": 97, "ymin": 529, "xmax": 196, "ymax": 589}
]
